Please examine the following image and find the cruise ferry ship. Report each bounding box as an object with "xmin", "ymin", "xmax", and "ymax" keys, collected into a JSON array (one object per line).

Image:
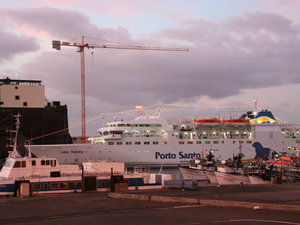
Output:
[{"xmin": 28, "ymin": 109, "xmax": 300, "ymax": 167}]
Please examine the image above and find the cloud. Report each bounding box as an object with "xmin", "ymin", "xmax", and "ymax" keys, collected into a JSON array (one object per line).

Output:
[
  {"xmin": 0, "ymin": 29, "xmax": 39, "ymax": 62},
  {"xmin": 1, "ymin": 7, "xmax": 300, "ymax": 136},
  {"xmin": 260, "ymin": 0, "xmax": 300, "ymax": 21},
  {"xmin": 14, "ymin": 10, "xmax": 299, "ymax": 103},
  {"xmin": 0, "ymin": 7, "xmax": 132, "ymax": 41}
]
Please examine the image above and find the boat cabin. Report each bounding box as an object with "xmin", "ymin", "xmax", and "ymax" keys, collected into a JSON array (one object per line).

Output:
[{"xmin": 0, "ymin": 157, "xmax": 80, "ymax": 179}]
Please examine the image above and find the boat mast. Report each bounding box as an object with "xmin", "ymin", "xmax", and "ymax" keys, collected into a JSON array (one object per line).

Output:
[
  {"xmin": 254, "ymin": 99, "xmax": 258, "ymax": 112},
  {"xmin": 7, "ymin": 114, "xmax": 21, "ymax": 158}
]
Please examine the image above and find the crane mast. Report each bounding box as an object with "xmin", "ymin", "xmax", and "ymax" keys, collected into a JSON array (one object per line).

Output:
[{"xmin": 52, "ymin": 36, "xmax": 189, "ymax": 143}]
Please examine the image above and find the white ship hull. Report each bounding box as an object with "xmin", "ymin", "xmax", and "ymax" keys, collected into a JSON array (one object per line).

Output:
[
  {"xmin": 178, "ymin": 167, "xmax": 208, "ymax": 181},
  {"xmin": 214, "ymin": 171, "xmax": 250, "ymax": 185},
  {"xmin": 205, "ymin": 171, "xmax": 218, "ymax": 184},
  {"xmin": 28, "ymin": 136, "xmax": 298, "ymax": 166}
]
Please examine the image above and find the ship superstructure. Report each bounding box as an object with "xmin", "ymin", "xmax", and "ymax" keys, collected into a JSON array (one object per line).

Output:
[{"xmin": 28, "ymin": 109, "xmax": 300, "ymax": 167}]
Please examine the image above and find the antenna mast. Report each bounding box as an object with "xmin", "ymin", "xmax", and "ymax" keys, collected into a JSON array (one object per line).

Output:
[{"xmin": 7, "ymin": 114, "xmax": 21, "ymax": 158}]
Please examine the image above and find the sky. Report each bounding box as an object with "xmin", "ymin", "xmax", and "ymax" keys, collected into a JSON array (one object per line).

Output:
[{"xmin": 0, "ymin": 0, "xmax": 300, "ymax": 136}]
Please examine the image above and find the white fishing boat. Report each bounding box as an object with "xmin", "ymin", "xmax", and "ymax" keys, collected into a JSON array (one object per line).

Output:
[
  {"xmin": 179, "ymin": 151, "xmax": 216, "ymax": 181},
  {"xmin": 248, "ymin": 175, "xmax": 272, "ymax": 184},
  {"xmin": 179, "ymin": 167, "xmax": 208, "ymax": 181},
  {"xmin": 214, "ymin": 171, "xmax": 250, "ymax": 185},
  {"xmin": 213, "ymin": 151, "xmax": 250, "ymax": 185}
]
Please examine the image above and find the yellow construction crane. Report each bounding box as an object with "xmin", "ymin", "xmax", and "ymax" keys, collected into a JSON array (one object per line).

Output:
[{"xmin": 52, "ymin": 36, "xmax": 189, "ymax": 143}]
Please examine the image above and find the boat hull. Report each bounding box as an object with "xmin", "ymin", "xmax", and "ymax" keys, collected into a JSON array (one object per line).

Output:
[
  {"xmin": 214, "ymin": 171, "xmax": 250, "ymax": 185},
  {"xmin": 178, "ymin": 167, "xmax": 208, "ymax": 181},
  {"xmin": 248, "ymin": 175, "xmax": 272, "ymax": 185},
  {"xmin": 0, "ymin": 173, "xmax": 162, "ymax": 196},
  {"xmin": 27, "ymin": 135, "xmax": 297, "ymax": 167},
  {"xmin": 205, "ymin": 171, "xmax": 218, "ymax": 184}
]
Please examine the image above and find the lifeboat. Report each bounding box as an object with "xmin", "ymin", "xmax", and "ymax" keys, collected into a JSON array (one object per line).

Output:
[
  {"xmin": 264, "ymin": 161, "xmax": 292, "ymax": 165},
  {"xmin": 194, "ymin": 118, "xmax": 221, "ymax": 124},
  {"xmin": 281, "ymin": 156, "xmax": 300, "ymax": 161},
  {"xmin": 222, "ymin": 118, "xmax": 250, "ymax": 124}
]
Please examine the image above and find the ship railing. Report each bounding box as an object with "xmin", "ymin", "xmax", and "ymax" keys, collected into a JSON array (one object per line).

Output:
[{"xmin": 102, "ymin": 134, "xmax": 122, "ymax": 140}]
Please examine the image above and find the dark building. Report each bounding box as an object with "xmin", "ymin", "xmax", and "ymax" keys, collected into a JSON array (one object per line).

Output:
[{"xmin": 0, "ymin": 77, "xmax": 72, "ymax": 160}]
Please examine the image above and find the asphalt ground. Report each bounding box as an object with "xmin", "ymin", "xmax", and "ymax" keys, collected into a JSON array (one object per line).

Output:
[
  {"xmin": 108, "ymin": 183, "xmax": 300, "ymax": 213},
  {"xmin": 0, "ymin": 184, "xmax": 300, "ymax": 224},
  {"xmin": 123, "ymin": 183, "xmax": 300, "ymax": 205}
]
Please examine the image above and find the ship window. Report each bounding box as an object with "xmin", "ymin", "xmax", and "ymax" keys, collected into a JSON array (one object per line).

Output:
[
  {"xmin": 153, "ymin": 142, "xmax": 159, "ymax": 145},
  {"xmin": 68, "ymin": 182, "xmax": 75, "ymax": 189},
  {"xmin": 76, "ymin": 182, "xmax": 82, "ymax": 188},
  {"xmin": 187, "ymin": 141, "xmax": 193, "ymax": 144},
  {"xmin": 98, "ymin": 180, "xmax": 105, "ymax": 188},
  {"xmin": 13, "ymin": 161, "xmax": 21, "ymax": 168},
  {"xmin": 15, "ymin": 86, "xmax": 18, "ymax": 89},
  {"xmin": 41, "ymin": 160, "xmax": 46, "ymax": 165},
  {"xmin": 21, "ymin": 161, "xmax": 26, "ymax": 168},
  {"xmin": 108, "ymin": 142, "xmax": 114, "ymax": 145},
  {"xmin": 51, "ymin": 183, "xmax": 59, "ymax": 189},
  {"xmin": 44, "ymin": 183, "xmax": 49, "ymax": 190},
  {"xmin": 196, "ymin": 141, "xmax": 202, "ymax": 144},
  {"xmin": 117, "ymin": 142, "xmax": 123, "ymax": 145},
  {"xmin": 160, "ymin": 141, "xmax": 167, "ymax": 144},
  {"xmin": 126, "ymin": 142, "xmax": 132, "ymax": 145},
  {"xmin": 144, "ymin": 142, "xmax": 150, "ymax": 145},
  {"xmin": 46, "ymin": 160, "xmax": 50, "ymax": 165},
  {"xmin": 246, "ymin": 141, "xmax": 252, "ymax": 144},
  {"xmin": 15, "ymin": 95, "xmax": 20, "ymax": 100},
  {"xmin": 23, "ymin": 102, "xmax": 28, "ymax": 106},
  {"xmin": 179, "ymin": 141, "xmax": 184, "ymax": 144},
  {"xmin": 31, "ymin": 183, "xmax": 41, "ymax": 191},
  {"xmin": 205, "ymin": 141, "xmax": 210, "ymax": 144},
  {"xmin": 135, "ymin": 142, "xmax": 141, "ymax": 145},
  {"xmin": 32, "ymin": 160, "xmax": 36, "ymax": 166},
  {"xmin": 213, "ymin": 141, "xmax": 219, "ymax": 144},
  {"xmin": 3, "ymin": 160, "xmax": 14, "ymax": 168},
  {"xmin": 59, "ymin": 183, "xmax": 68, "ymax": 189},
  {"xmin": 296, "ymin": 140, "xmax": 300, "ymax": 143}
]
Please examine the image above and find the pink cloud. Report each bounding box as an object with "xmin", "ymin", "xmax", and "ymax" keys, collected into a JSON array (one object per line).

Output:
[
  {"xmin": 260, "ymin": 0, "xmax": 300, "ymax": 21},
  {"xmin": 19, "ymin": 0, "xmax": 158, "ymax": 18},
  {"xmin": 17, "ymin": 25, "xmax": 51, "ymax": 38}
]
